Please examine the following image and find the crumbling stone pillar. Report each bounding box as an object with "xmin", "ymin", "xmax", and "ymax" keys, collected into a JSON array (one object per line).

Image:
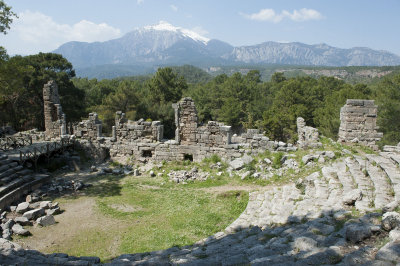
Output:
[
  {"xmin": 338, "ymin": 99, "xmax": 383, "ymax": 149},
  {"xmin": 172, "ymin": 97, "xmax": 198, "ymax": 145},
  {"xmin": 297, "ymin": 117, "xmax": 321, "ymax": 148},
  {"xmin": 43, "ymin": 80, "xmax": 66, "ymax": 140}
]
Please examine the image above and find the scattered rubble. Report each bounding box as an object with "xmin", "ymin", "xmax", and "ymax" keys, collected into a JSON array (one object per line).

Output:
[{"xmin": 168, "ymin": 168, "xmax": 209, "ymax": 184}]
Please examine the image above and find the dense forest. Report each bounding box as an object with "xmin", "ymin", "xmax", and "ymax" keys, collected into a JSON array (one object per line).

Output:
[{"xmin": 1, "ymin": 51, "xmax": 400, "ymax": 147}]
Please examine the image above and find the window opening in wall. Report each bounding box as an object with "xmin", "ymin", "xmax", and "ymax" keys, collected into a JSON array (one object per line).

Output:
[
  {"xmin": 184, "ymin": 154, "xmax": 193, "ymax": 161},
  {"xmin": 142, "ymin": 150, "xmax": 153, "ymax": 157}
]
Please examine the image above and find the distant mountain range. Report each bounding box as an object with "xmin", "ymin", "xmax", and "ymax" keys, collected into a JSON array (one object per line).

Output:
[{"xmin": 53, "ymin": 21, "xmax": 400, "ymax": 79}]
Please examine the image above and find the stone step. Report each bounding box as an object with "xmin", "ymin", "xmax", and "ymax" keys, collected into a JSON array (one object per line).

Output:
[
  {"xmin": 367, "ymin": 154, "xmax": 400, "ymax": 201},
  {"xmin": 0, "ymin": 154, "xmax": 8, "ymax": 161},
  {"xmin": 0, "ymin": 164, "xmax": 22, "ymax": 179},
  {"xmin": 386, "ymin": 153, "xmax": 400, "ymax": 167},
  {"xmin": 0, "ymin": 164, "xmax": 10, "ymax": 173},
  {"xmin": 270, "ymin": 185, "xmax": 299, "ymax": 224},
  {"xmin": 345, "ymin": 157, "xmax": 374, "ymax": 212},
  {"xmin": 292, "ymin": 173, "xmax": 321, "ymax": 219},
  {"xmin": 360, "ymin": 156, "xmax": 394, "ymax": 209},
  {"xmin": 321, "ymin": 165, "xmax": 344, "ymax": 210},
  {"xmin": 335, "ymin": 160, "xmax": 356, "ymax": 194},
  {"xmin": 16, "ymin": 168, "xmax": 33, "ymax": 177},
  {"xmin": 0, "ymin": 175, "xmax": 33, "ymax": 199},
  {"xmin": 0, "ymin": 158, "xmax": 14, "ymax": 166},
  {"xmin": 0, "ymin": 173, "xmax": 18, "ymax": 185},
  {"xmin": 0, "ymin": 161, "xmax": 18, "ymax": 173}
]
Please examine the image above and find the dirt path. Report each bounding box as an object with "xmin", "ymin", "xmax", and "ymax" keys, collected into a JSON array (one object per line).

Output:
[
  {"xmin": 199, "ymin": 184, "xmax": 272, "ymax": 194},
  {"xmin": 14, "ymin": 197, "xmax": 128, "ymax": 259}
]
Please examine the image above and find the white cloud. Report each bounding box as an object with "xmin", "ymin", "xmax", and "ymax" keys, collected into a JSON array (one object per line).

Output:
[
  {"xmin": 137, "ymin": 0, "xmax": 144, "ymax": 5},
  {"xmin": 2, "ymin": 11, "xmax": 121, "ymax": 55},
  {"xmin": 242, "ymin": 9, "xmax": 283, "ymax": 23},
  {"xmin": 170, "ymin": 4, "xmax": 178, "ymax": 12},
  {"xmin": 242, "ymin": 8, "xmax": 323, "ymax": 23},
  {"xmin": 282, "ymin": 8, "xmax": 323, "ymax": 22}
]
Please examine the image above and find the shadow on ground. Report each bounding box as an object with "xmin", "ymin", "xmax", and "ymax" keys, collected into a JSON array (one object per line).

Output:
[{"xmin": 2, "ymin": 208, "xmax": 397, "ymax": 265}]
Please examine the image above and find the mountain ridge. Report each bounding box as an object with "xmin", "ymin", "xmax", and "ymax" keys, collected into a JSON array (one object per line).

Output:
[{"xmin": 53, "ymin": 21, "xmax": 400, "ymax": 78}]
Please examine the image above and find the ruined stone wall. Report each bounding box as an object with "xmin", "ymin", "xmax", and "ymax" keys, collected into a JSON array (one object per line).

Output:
[
  {"xmin": 72, "ymin": 97, "xmax": 296, "ymax": 163},
  {"xmin": 232, "ymin": 129, "xmax": 297, "ymax": 152},
  {"xmin": 115, "ymin": 112, "xmax": 163, "ymax": 142},
  {"xmin": 172, "ymin": 98, "xmax": 232, "ymax": 148},
  {"xmin": 297, "ymin": 117, "xmax": 321, "ymax": 148},
  {"xmin": 338, "ymin": 99, "xmax": 383, "ymax": 148},
  {"xmin": 73, "ymin": 113, "xmax": 102, "ymax": 141},
  {"xmin": 43, "ymin": 80, "xmax": 66, "ymax": 140}
]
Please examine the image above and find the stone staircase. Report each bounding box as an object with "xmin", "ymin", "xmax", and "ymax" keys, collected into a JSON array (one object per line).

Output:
[
  {"xmin": 0, "ymin": 152, "xmax": 50, "ymax": 210},
  {"xmin": 227, "ymin": 151, "xmax": 400, "ymax": 231}
]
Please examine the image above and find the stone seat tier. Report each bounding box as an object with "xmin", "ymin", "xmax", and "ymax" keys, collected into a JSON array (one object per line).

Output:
[
  {"xmin": 345, "ymin": 157, "xmax": 374, "ymax": 212},
  {"xmin": 354, "ymin": 155, "xmax": 394, "ymax": 209},
  {"xmin": 0, "ymin": 175, "xmax": 33, "ymax": 198},
  {"xmin": 367, "ymin": 153, "xmax": 400, "ymax": 202}
]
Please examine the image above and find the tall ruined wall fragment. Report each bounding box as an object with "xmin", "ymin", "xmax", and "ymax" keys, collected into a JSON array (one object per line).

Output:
[
  {"xmin": 172, "ymin": 97, "xmax": 231, "ymax": 147},
  {"xmin": 172, "ymin": 97, "xmax": 198, "ymax": 145},
  {"xmin": 43, "ymin": 80, "xmax": 66, "ymax": 140},
  {"xmin": 297, "ymin": 117, "xmax": 321, "ymax": 148},
  {"xmin": 338, "ymin": 99, "xmax": 383, "ymax": 148}
]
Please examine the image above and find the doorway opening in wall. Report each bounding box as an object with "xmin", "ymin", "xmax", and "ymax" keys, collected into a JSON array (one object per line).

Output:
[
  {"xmin": 142, "ymin": 150, "xmax": 153, "ymax": 157},
  {"xmin": 183, "ymin": 154, "xmax": 193, "ymax": 161}
]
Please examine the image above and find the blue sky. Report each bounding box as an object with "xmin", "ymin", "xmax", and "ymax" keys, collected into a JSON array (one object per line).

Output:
[{"xmin": 3, "ymin": 0, "xmax": 400, "ymax": 56}]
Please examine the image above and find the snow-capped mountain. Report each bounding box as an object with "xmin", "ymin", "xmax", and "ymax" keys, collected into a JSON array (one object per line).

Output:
[
  {"xmin": 54, "ymin": 21, "xmax": 233, "ymax": 69},
  {"xmin": 143, "ymin": 21, "xmax": 210, "ymax": 45},
  {"xmin": 53, "ymin": 21, "xmax": 400, "ymax": 77}
]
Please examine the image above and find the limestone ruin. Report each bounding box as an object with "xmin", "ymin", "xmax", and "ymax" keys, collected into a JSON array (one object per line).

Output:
[
  {"xmin": 73, "ymin": 112, "xmax": 102, "ymax": 141},
  {"xmin": 41, "ymin": 82, "xmax": 387, "ymax": 159},
  {"xmin": 72, "ymin": 97, "xmax": 296, "ymax": 163},
  {"xmin": 296, "ymin": 117, "xmax": 322, "ymax": 148},
  {"xmin": 43, "ymin": 80, "xmax": 66, "ymax": 140},
  {"xmin": 338, "ymin": 99, "xmax": 383, "ymax": 149}
]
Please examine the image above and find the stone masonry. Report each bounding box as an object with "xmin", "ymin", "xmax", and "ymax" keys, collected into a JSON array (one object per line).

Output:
[
  {"xmin": 338, "ymin": 99, "xmax": 383, "ymax": 148},
  {"xmin": 73, "ymin": 113, "xmax": 102, "ymax": 141},
  {"xmin": 115, "ymin": 112, "xmax": 163, "ymax": 143},
  {"xmin": 297, "ymin": 117, "xmax": 322, "ymax": 148},
  {"xmin": 43, "ymin": 80, "xmax": 66, "ymax": 140},
  {"xmin": 73, "ymin": 97, "xmax": 296, "ymax": 163},
  {"xmin": 172, "ymin": 97, "xmax": 231, "ymax": 147}
]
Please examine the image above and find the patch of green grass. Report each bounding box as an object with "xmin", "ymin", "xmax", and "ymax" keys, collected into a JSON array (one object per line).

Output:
[
  {"xmin": 272, "ymin": 152, "xmax": 284, "ymax": 169},
  {"xmin": 369, "ymin": 200, "xmax": 375, "ymax": 208},
  {"xmin": 350, "ymin": 207, "xmax": 362, "ymax": 218},
  {"xmin": 110, "ymin": 186, "xmax": 248, "ymax": 255},
  {"xmin": 333, "ymin": 219, "xmax": 346, "ymax": 232},
  {"xmin": 311, "ymin": 228, "xmax": 323, "ymax": 235},
  {"xmin": 202, "ymin": 154, "xmax": 222, "ymax": 164},
  {"xmin": 343, "ymin": 144, "xmax": 359, "ymax": 155},
  {"xmin": 357, "ymin": 145, "xmax": 377, "ymax": 155},
  {"xmin": 109, "ymin": 160, "xmax": 123, "ymax": 168},
  {"xmin": 375, "ymin": 236, "xmax": 390, "ymax": 249},
  {"xmin": 49, "ymin": 174, "xmax": 248, "ymax": 262}
]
